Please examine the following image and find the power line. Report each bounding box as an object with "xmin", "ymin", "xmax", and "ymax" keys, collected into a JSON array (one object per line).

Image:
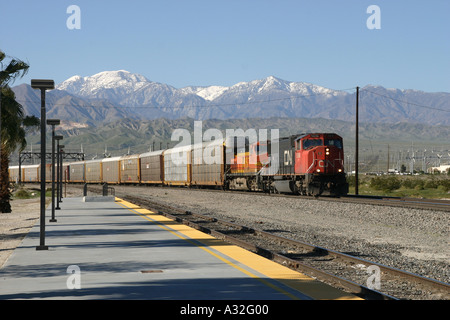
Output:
[{"xmin": 360, "ymin": 88, "xmax": 450, "ymax": 113}]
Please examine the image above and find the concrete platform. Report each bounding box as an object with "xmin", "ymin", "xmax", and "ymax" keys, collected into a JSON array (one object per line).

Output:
[
  {"xmin": 82, "ymin": 195, "xmax": 115, "ymax": 202},
  {"xmin": 0, "ymin": 197, "xmax": 361, "ymax": 300}
]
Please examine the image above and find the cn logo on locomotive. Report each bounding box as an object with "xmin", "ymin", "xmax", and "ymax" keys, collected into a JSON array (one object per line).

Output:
[
  {"xmin": 318, "ymin": 160, "xmax": 336, "ymax": 168},
  {"xmin": 284, "ymin": 150, "xmax": 292, "ymax": 166}
]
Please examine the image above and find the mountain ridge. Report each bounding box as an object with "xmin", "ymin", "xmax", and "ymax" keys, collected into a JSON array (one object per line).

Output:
[{"xmin": 12, "ymin": 70, "xmax": 450, "ymax": 126}]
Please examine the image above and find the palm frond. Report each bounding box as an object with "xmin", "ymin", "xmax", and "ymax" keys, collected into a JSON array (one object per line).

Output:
[{"xmin": 0, "ymin": 51, "xmax": 29, "ymax": 86}]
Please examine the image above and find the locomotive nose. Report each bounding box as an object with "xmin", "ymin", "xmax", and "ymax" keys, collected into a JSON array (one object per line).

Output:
[{"xmin": 312, "ymin": 146, "xmax": 344, "ymax": 174}]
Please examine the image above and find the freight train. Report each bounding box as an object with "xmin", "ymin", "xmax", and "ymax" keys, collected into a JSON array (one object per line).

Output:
[{"xmin": 9, "ymin": 132, "xmax": 349, "ymax": 196}]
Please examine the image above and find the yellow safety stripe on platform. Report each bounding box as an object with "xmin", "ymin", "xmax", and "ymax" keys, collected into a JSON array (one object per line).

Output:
[
  {"xmin": 116, "ymin": 198, "xmax": 361, "ymax": 300},
  {"xmin": 116, "ymin": 199, "xmax": 300, "ymax": 300}
]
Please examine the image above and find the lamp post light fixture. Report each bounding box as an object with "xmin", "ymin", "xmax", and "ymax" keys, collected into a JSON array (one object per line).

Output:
[
  {"xmin": 47, "ymin": 120, "xmax": 60, "ymax": 223},
  {"xmin": 31, "ymin": 79, "xmax": 55, "ymax": 250}
]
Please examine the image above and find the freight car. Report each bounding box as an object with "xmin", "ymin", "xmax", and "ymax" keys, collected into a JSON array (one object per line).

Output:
[
  {"xmin": 164, "ymin": 144, "xmax": 192, "ymax": 186},
  {"xmin": 68, "ymin": 161, "xmax": 85, "ymax": 183},
  {"xmin": 139, "ymin": 150, "xmax": 164, "ymax": 184},
  {"xmin": 191, "ymin": 140, "xmax": 225, "ymax": 187},
  {"xmin": 85, "ymin": 159, "xmax": 102, "ymax": 183},
  {"xmin": 12, "ymin": 132, "xmax": 348, "ymax": 197},
  {"xmin": 102, "ymin": 157, "xmax": 121, "ymax": 184},
  {"xmin": 120, "ymin": 154, "xmax": 140, "ymax": 184},
  {"xmin": 8, "ymin": 166, "xmax": 20, "ymax": 183}
]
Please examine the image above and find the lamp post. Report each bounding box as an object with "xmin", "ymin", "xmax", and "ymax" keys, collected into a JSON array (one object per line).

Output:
[
  {"xmin": 60, "ymin": 145, "xmax": 65, "ymax": 202},
  {"xmin": 55, "ymin": 139, "xmax": 63, "ymax": 210},
  {"xmin": 47, "ymin": 120, "xmax": 60, "ymax": 222},
  {"xmin": 355, "ymin": 86, "xmax": 359, "ymax": 195},
  {"xmin": 0, "ymin": 89, "xmax": 2, "ymax": 184},
  {"xmin": 31, "ymin": 79, "xmax": 54, "ymax": 251},
  {"xmin": 58, "ymin": 144, "xmax": 65, "ymax": 206}
]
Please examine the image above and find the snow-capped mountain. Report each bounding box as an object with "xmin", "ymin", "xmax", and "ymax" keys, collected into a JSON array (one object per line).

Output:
[
  {"xmin": 57, "ymin": 71, "xmax": 344, "ymax": 105},
  {"xmin": 180, "ymin": 85, "xmax": 229, "ymax": 101},
  {"xmin": 57, "ymin": 70, "xmax": 150, "ymax": 98},
  {"xmin": 13, "ymin": 70, "xmax": 450, "ymax": 125},
  {"xmin": 56, "ymin": 70, "xmax": 184, "ymax": 107},
  {"xmin": 57, "ymin": 70, "xmax": 150, "ymax": 94}
]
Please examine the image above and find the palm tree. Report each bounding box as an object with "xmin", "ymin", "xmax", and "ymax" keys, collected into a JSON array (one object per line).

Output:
[{"xmin": 1, "ymin": 50, "xmax": 39, "ymax": 213}]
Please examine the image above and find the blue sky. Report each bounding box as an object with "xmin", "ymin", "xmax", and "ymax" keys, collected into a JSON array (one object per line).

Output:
[{"xmin": 1, "ymin": 0, "xmax": 449, "ymax": 92}]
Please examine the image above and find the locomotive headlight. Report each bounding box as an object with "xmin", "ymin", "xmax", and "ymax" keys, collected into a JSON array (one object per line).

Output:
[
  {"xmin": 325, "ymin": 148, "xmax": 330, "ymax": 155},
  {"xmin": 316, "ymin": 169, "xmax": 321, "ymax": 172},
  {"xmin": 338, "ymin": 169, "xmax": 342, "ymax": 172},
  {"xmin": 326, "ymin": 152, "xmax": 330, "ymax": 155}
]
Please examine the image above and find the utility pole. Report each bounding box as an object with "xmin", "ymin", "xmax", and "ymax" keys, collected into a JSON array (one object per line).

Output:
[
  {"xmin": 0, "ymin": 89, "xmax": 2, "ymax": 181},
  {"xmin": 355, "ymin": 86, "xmax": 359, "ymax": 195},
  {"xmin": 387, "ymin": 144, "xmax": 390, "ymax": 173}
]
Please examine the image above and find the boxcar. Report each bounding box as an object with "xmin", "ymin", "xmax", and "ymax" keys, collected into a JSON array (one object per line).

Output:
[
  {"xmin": 85, "ymin": 159, "xmax": 102, "ymax": 183},
  {"xmin": 139, "ymin": 150, "xmax": 164, "ymax": 184},
  {"xmin": 45, "ymin": 164, "xmax": 53, "ymax": 183},
  {"xmin": 23, "ymin": 164, "xmax": 40, "ymax": 183},
  {"xmin": 63, "ymin": 163, "xmax": 70, "ymax": 182},
  {"xmin": 102, "ymin": 157, "xmax": 121, "ymax": 184},
  {"xmin": 191, "ymin": 140, "xmax": 225, "ymax": 187},
  {"xmin": 164, "ymin": 145, "xmax": 191, "ymax": 186},
  {"xmin": 69, "ymin": 161, "xmax": 85, "ymax": 183},
  {"xmin": 120, "ymin": 154, "xmax": 140, "ymax": 184},
  {"xmin": 8, "ymin": 166, "xmax": 20, "ymax": 183}
]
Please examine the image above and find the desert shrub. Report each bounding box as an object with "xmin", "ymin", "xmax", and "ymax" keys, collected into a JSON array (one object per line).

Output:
[
  {"xmin": 346, "ymin": 175, "xmax": 356, "ymax": 187},
  {"xmin": 438, "ymin": 179, "xmax": 450, "ymax": 192},
  {"xmin": 370, "ymin": 176, "xmax": 401, "ymax": 192},
  {"xmin": 401, "ymin": 179, "xmax": 415, "ymax": 189},
  {"xmin": 401, "ymin": 178, "xmax": 427, "ymax": 190},
  {"xmin": 14, "ymin": 189, "xmax": 30, "ymax": 199},
  {"xmin": 414, "ymin": 180, "xmax": 425, "ymax": 190},
  {"xmin": 424, "ymin": 179, "xmax": 439, "ymax": 189}
]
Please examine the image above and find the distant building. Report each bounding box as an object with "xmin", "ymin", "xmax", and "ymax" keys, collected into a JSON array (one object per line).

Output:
[{"xmin": 428, "ymin": 165, "xmax": 450, "ymax": 174}]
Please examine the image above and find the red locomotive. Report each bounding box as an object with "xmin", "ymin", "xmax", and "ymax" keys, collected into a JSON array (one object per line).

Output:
[{"xmin": 226, "ymin": 133, "xmax": 348, "ymax": 196}]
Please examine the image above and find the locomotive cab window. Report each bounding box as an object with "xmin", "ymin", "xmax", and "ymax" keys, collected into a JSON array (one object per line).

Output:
[
  {"xmin": 324, "ymin": 139, "xmax": 343, "ymax": 149},
  {"xmin": 303, "ymin": 139, "xmax": 323, "ymax": 150}
]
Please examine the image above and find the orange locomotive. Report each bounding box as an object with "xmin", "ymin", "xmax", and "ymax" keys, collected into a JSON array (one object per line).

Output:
[{"xmin": 226, "ymin": 133, "xmax": 348, "ymax": 196}]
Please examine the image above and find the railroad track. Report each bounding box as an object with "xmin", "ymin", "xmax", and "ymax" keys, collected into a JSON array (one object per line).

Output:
[
  {"xmin": 119, "ymin": 185, "xmax": 450, "ymax": 212},
  {"xmin": 113, "ymin": 191, "xmax": 449, "ymax": 300},
  {"xmin": 340, "ymin": 194, "xmax": 450, "ymax": 212},
  {"xmin": 221, "ymin": 190, "xmax": 450, "ymax": 212},
  {"xmin": 266, "ymin": 192, "xmax": 449, "ymax": 212},
  {"xmin": 36, "ymin": 181, "xmax": 450, "ymax": 211}
]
